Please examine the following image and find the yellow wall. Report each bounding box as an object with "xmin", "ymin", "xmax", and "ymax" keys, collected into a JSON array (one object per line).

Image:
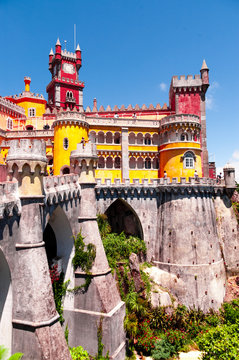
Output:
[
  {"xmin": 54, "ymin": 123, "xmax": 88, "ymax": 175},
  {"xmin": 159, "ymin": 142, "xmax": 202, "ymax": 180},
  {"xmin": 17, "ymin": 100, "xmax": 46, "ymax": 118},
  {"xmin": 129, "ymin": 170, "xmax": 159, "ymax": 182}
]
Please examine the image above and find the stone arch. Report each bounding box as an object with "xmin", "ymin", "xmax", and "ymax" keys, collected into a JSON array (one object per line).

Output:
[
  {"xmin": 129, "ymin": 156, "xmax": 136, "ymax": 169},
  {"xmin": 0, "ymin": 248, "xmax": 12, "ymax": 353},
  {"xmin": 129, "ymin": 132, "xmax": 135, "ymax": 144},
  {"xmin": 106, "ymin": 132, "xmax": 113, "ymax": 144},
  {"xmin": 152, "ymin": 133, "xmax": 159, "ymax": 145},
  {"xmin": 136, "ymin": 133, "xmax": 143, "ymax": 145},
  {"xmin": 61, "ymin": 165, "xmax": 70, "ymax": 175},
  {"xmin": 98, "ymin": 131, "xmax": 104, "ymax": 144},
  {"xmin": 43, "ymin": 206, "xmax": 74, "ymax": 309},
  {"xmin": 105, "ymin": 199, "xmax": 144, "ymax": 239}
]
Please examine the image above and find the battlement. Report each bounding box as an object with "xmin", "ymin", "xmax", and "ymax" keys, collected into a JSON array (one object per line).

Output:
[
  {"xmin": 0, "ymin": 97, "xmax": 26, "ymax": 115},
  {"xmin": 61, "ymin": 49, "xmax": 77, "ymax": 60},
  {"xmin": 43, "ymin": 174, "xmax": 81, "ymax": 204},
  {"xmin": 54, "ymin": 110, "xmax": 89, "ymax": 127},
  {"xmin": 8, "ymin": 92, "xmax": 45, "ymax": 100},
  {"xmin": 71, "ymin": 141, "xmax": 97, "ymax": 159},
  {"xmin": 7, "ymin": 139, "xmax": 47, "ymax": 162},
  {"xmin": 171, "ymin": 74, "xmax": 202, "ymax": 89},
  {"xmin": 85, "ymin": 101, "xmax": 168, "ymax": 113}
]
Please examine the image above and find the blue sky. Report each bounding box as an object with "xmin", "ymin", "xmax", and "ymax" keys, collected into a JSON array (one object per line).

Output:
[{"xmin": 0, "ymin": 0, "xmax": 239, "ymax": 178}]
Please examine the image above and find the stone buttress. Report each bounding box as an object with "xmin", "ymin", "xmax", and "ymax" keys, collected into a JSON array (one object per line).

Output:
[
  {"xmin": 64, "ymin": 139, "xmax": 126, "ymax": 359},
  {"xmin": 6, "ymin": 139, "xmax": 71, "ymax": 359}
]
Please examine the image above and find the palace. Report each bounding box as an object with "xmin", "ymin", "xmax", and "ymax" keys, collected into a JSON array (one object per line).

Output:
[{"xmin": 0, "ymin": 38, "xmax": 211, "ymax": 183}]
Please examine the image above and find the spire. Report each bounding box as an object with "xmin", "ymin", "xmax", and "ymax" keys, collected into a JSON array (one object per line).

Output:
[
  {"xmin": 49, "ymin": 48, "xmax": 54, "ymax": 55},
  {"xmin": 201, "ymin": 59, "xmax": 209, "ymax": 70},
  {"xmin": 76, "ymin": 44, "xmax": 81, "ymax": 51},
  {"xmin": 56, "ymin": 38, "xmax": 61, "ymax": 46}
]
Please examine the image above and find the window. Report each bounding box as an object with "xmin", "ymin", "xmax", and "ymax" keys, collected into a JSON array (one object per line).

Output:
[
  {"xmin": 28, "ymin": 108, "xmax": 36, "ymax": 117},
  {"xmin": 6, "ymin": 117, "xmax": 13, "ymax": 130},
  {"xmin": 181, "ymin": 133, "xmax": 188, "ymax": 141},
  {"xmin": 114, "ymin": 132, "xmax": 120, "ymax": 144},
  {"xmin": 129, "ymin": 157, "xmax": 136, "ymax": 169},
  {"xmin": 114, "ymin": 157, "xmax": 121, "ymax": 169},
  {"xmin": 63, "ymin": 137, "xmax": 69, "ymax": 150},
  {"xmin": 106, "ymin": 157, "xmax": 113, "ymax": 169},
  {"xmin": 26, "ymin": 125, "xmax": 33, "ymax": 130},
  {"xmin": 145, "ymin": 158, "xmax": 151, "ymax": 169},
  {"xmin": 98, "ymin": 156, "xmax": 105, "ymax": 168},
  {"xmin": 144, "ymin": 134, "xmax": 151, "ymax": 145},
  {"xmin": 183, "ymin": 151, "xmax": 195, "ymax": 169}
]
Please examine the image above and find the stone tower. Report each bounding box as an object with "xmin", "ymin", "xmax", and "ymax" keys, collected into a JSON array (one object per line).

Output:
[
  {"xmin": 6, "ymin": 139, "xmax": 71, "ymax": 359},
  {"xmin": 47, "ymin": 38, "xmax": 84, "ymax": 111}
]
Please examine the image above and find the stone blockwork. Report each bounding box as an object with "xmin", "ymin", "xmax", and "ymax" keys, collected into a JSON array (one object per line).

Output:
[{"xmin": 96, "ymin": 178, "xmax": 239, "ymax": 311}]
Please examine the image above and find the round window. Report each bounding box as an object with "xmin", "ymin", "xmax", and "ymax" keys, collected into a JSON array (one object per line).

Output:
[{"xmin": 63, "ymin": 137, "xmax": 69, "ymax": 150}]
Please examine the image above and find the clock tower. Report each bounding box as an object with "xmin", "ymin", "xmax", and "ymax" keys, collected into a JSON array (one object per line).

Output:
[{"xmin": 46, "ymin": 38, "xmax": 84, "ymax": 112}]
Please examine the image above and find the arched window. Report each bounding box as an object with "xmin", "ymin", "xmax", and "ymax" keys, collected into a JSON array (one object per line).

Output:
[
  {"xmin": 114, "ymin": 157, "xmax": 121, "ymax": 169},
  {"xmin": 144, "ymin": 134, "xmax": 151, "ymax": 145},
  {"xmin": 181, "ymin": 133, "xmax": 188, "ymax": 141},
  {"xmin": 89, "ymin": 131, "xmax": 96, "ymax": 143},
  {"xmin": 26, "ymin": 125, "xmax": 34, "ymax": 130},
  {"xmin": 164, "ymin": 132, "xmax": 168, "ymax": 143},
  {"xmin": 106, "ymin": 132, "xmax": 113, "ymax": 144},
  {"xmin": 129, "ymin": 132, "xmax": 135, "ymax": 144},
  {"xmin": 153, "ymin": 157, "xmax": 159, "ymax": 169},
  {"xmin": 114, "ymin": 132, "xmax": 121, "ymax": 144},
  {"xmin": 129, "ymin": 157, "xmax": 136, "ymax": 169},
  {"xmin": 152, "ymin": 133, "xmax": 159, "ymax": 145},
  {"xmin": 98, "ymin": 156, "xmax": 105, "ymax": 168},
  {"xmin": 137, "ymin": 157, "xmax": 144, "ymax": 169},
  {"xmin": 145, "ymin": 157, "xmax": 151, "ymax": 169},
  {"xmin": 183, "ymin": 151, "xmax": 195, "ymax": 169},
  {"xmin": 137, "ymin": 133, "xmax": 143, "ymax": 144},
  {"xmin": 106, "ymin": 157, "xmax": 113, "ymax": 169},
  {"xmin": 98, "ymin": 132, "xmax": 105, "ymax": 144},
  {"xmin": 63, "ymin": 137, "xmax": 69, "ymax": 150},
  {"xmin": 62, "ymin": 166, "xmax": 70, "ymax": 174},
  {"xmin": 6, "ymin": 117, "xmax": 13, "ymax": 130}
]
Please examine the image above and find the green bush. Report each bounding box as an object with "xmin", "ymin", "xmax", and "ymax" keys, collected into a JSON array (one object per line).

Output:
[
  {"xmin": 102, "ymin": 232, "xmax": 146, "ymax": 269},
  {"xmin": 69, "ymin": 346, "xmax": 90, "ymax": 360},
  {"xmin": 152, "ymin": 339, "xmax": 176, "ymax": 360},
  {"xmin": 221, "ymin": 299, "xmax": 239, "ymax": 325},
  {"xmin": 0, "ymin": 346, "xmax": 23, "ymax": 360},
  {"xmin": 197, "ymin": 323, "xmax": 239, "ymax": 360}
]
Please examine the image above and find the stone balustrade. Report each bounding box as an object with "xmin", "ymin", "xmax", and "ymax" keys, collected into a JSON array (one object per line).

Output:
[
  {"xmin": 0, "ymin": 97, "xmax": 26, "ymax": 115},
  {"xmin": 0, "ymin": 180, "xmax": 21, "ymax": 218},
  {"xmin": 159, "ymin": 114, "xmax": 201, "ymax": 129},
  {"xmin": 43, "ymin": 174, "xmax": 81, "ymax": 204}
]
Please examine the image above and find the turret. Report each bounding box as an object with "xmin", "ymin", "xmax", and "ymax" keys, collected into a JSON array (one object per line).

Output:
[
  {"xmin": 53, "ymin": 111, "xmax": 89, "ymax": 175},
  {"xmin": 76, "ymin": 43, "xmax": 82, "ymax": 70},
  {"xmin": 6, "ymin": 139, "xmax": 47, "ymax": 196},
  {"xmin": 223, "ymin": 163, "xmax": 236, "ymax": 189},
  {"xmin": 200, "ymin": 59, "xmax": 209, "ymax": 89},
  {"xmin": 55, "ymin": 38, "xmax": 62, "ymax": 61},
  {"xmin": 49, "ymin": 48, "xmax": 54, "ymax": 71},
  {"xmin": 24, "ymin": 76, "xmax": 31, "ymax": 92},
  {"xmin": 70, "ymin": 141, "xmax": 98, "ymax": 183}
]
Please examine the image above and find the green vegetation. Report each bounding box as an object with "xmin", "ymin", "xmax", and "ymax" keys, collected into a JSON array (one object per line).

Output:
[
  {"xmin": 49, "ymin": 265, "xmax": 68, "ymax": 325},
  {"xmin": 70, "ymin": 231, "xmax": 96, "ymax": 293},
  {"xmin": 69, "ymin": 346, "xmax": 90, "ymax": 360},
  {"xmin": 97, "ymin": 213, "xmax": 239, "ymax": 360},
  {"xmin": 0, "ymin": 346, "xmax": 23, "ymax": 360}
]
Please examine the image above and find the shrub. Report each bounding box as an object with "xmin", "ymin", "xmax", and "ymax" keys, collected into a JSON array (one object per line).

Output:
[
  {"xmin": 151, "ymin": 339, "xmax": 176, "ymax": 360},
  {"xmin": 0, "ymin": 346, "xmax": 23, "ymax": 360},
  {"xmin": 135, "ymin": 320, "xmax": 158, "ymax": 355},
  {"xmin": 164, "ymin": 329, "xmax": 188, "ymax": 353},
  {"xmin": 221, "ymin": 299, "xmax": 239, "ymax": 325},
  {"xmin": 69, "ymin": 346, "xmax": 90, "ymax": 360},
  {"xmin": 197, "ymin": 323, "xmax": 239, "ymax": 360}
]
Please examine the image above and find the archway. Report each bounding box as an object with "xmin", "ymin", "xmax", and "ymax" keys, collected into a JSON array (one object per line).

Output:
[
  {"xmin": 43, "ymin": 206, "xmax": 74, "ymax": 309},
  {"xmin": 105, "ymin": 199, "xmax": 143, "ymax": 239},
  {"xmin": 0, "ymin": 249, "xmax": 12, "ymax": 353}
]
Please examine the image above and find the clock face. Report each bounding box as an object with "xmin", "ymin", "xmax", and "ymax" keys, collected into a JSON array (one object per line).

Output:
[{"xmin": 63, "ymin": 63, "xmax": 75, "ymax": 74}]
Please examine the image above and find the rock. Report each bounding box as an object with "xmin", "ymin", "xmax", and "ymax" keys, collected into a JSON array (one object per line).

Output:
[
  {"xmin": 178, "ymin": 350, "xmax": 202, "ymax": 359},
  {"xmin": 129, "ymin": 253, "xmax": 144, "ymax": 293},
  {"xmin": 150, "ymin": 289, "xmax": 172, "ymax": 308}
]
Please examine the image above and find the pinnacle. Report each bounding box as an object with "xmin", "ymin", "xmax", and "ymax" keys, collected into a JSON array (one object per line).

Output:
[
  {"xmin": 201, "ymin": 59, "xmax": 208, "ymax": 70},
  {"xmin": 56, "ymin": 38, "xmax": 61, "ymax": 46},
  {"xmin": 49, "ymin": 48, "xmax": 54, "ymax": 55},
  {"xmin": 76, "ymin": 44, "xmax": 81, "ymax": 51}
]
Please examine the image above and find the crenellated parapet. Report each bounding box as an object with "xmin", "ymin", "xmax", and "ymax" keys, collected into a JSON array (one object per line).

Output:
[
  {"xmin": 43, "ymin": 174, "xmax": 81, "ymax": 204},
  {"xmin": 95, "ymin": 177, "xmax": 228, "ymax": 198},
  {"xmin": 159, "ymin": 114, "xmax": 201, "ymax": 129},
  {"xmin": 54, "ymin": 110, "xmax": 89, "ymax": 127},
  {"xmin": 70, "ymin": 141, "xmax": 98, "ymax": 183},
  {"xmin": 0, "ymin": 180, "xmax": 21, "ymax": 218},
  {"xmin": 6, "ymin": 139, "xmax": 47, "ymax": 196}
]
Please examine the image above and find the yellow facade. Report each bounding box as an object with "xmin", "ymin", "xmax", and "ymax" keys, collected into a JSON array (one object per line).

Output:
[
  {"xmin": 53, "ymin": 122, "xmax": 88, "ymax": 175},
  {"xmin": 159, "ymin": 142, "xmax": 202, "ymax": 180},
  {"xmin": 16, "ymin": 100, "xmax": 46, "ymax": 118}
]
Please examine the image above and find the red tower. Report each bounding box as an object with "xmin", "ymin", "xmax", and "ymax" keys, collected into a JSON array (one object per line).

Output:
[{"xmin": 46, "ymin": 39, "xmax": 84, "ymax": 112}]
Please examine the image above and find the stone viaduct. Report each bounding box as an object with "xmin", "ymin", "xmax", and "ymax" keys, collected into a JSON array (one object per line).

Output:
[{"xmin": 0, "ymin": 139, "xmax": 238, "ymax": 359}]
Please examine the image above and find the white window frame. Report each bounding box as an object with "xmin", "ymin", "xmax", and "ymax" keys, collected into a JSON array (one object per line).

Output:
[
  {"xmin": 6, "ymin": 117, "xmax": 13, "ymax": 130},
  {"xmin": 28, "ymin": 108, "xmax": 36, "ymax": 117},
  {"xmin": 183, "ymin": 151, "xmax": 195, "ymax": 169}
]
